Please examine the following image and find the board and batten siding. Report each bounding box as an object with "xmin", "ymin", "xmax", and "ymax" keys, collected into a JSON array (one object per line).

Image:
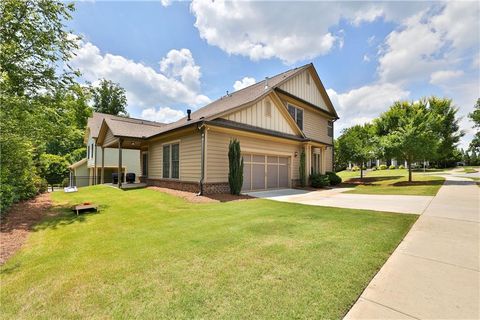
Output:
[
  {"xmin": 279, "ymin": 70, "xmax": 328, "ymax": 111},
  {"xmin": 206, "ymin": 130, "xmax": 302, "ymax": 183},
  {"xmin": 221, "ymin": 97, "xmax": 295, "ymax": 135},
  {"xmin": 147, "ymin": 131, "xmax": 201, "ymax": 182},
  {"xmin": 303, "ymin": 108, "xmax": 333, "ymax": 144}
]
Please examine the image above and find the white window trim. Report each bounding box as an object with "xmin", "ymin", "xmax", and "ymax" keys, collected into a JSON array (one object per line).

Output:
[
  {"xmin": 287, "ymin": 103, "xmax": 304, "ymax": 130},
  {"xmin": 162, "ymin": 140, "xmax": 181, "ymax": 180}
]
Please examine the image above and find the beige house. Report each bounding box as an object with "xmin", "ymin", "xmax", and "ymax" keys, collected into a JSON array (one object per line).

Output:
[
  {"xmin": 69, "ymin": 113, "xmax": 152, "ymax": 186},
  {"xmin": 94, "ymin": 63, "xmax": 339, "ymax": 193}
]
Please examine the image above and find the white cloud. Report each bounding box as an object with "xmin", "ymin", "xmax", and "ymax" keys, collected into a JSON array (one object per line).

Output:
[
  {"xmin": 352, "ymin": 7, "xmax": 384, "ymax": 26},
  {"xmin": 363, "ymin": 55, "xmax": 370, "ymax": 63},
  {"xmin": 190, "ymin": 1, "xmax": 430, "ymax": 64},
  {"xmin": 429, "ymin": 70, "xmax": 464, "ymax": 86},
  {"xmin": 377, "ymin": 2, "xmax": 479, "ymax": 84},
  {"xmin": 160, "ymin": 0, "xmax": 171, "ymax": 7},
  {"xmin": 327, "ymin": 84, "xmax": 410, "ymax": 134},
  {"xmin": 233, "ymin": 77, "xmax": 256, "ymax": 91},
  {"xmin": 140, "ymin": 107, "xmax": 185, "ymax": 123},
  {"xmin": 70, "ymin": 41, "xmax": 211, "ymax": 115}
]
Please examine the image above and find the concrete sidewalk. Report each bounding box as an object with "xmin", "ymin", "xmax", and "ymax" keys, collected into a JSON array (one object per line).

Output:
[{"xmin": 345, "ymin": 175, "xmax": 480, "ymax": 319}]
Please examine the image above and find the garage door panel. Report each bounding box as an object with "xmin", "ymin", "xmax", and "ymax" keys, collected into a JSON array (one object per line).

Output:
[
  {"xmin": 252, "ymin": 164, "xmax": 266, "ymax": 190},
  {"xmin": 267, "ymin": 165, "xmax": 278, "ymax": 188},
  {"xmin": 243, "ymin": 163, "xmax": 251, "ymax": 190},
  {"xmin": 242, "ymin": 154, "xmax": 289, "ymax": 191},
  {"xmin": 279, "ymin": 165, "xmax": 289, "ymax": 188}
]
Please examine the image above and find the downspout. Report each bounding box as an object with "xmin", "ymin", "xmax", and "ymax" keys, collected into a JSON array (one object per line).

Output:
[
  {"xmin": 332, "ymin": 118, "xmax": 337, "ymax": 172},
  {"xmin": 197, "ymin": 122, "xmax": 206, "ymax": 196}
]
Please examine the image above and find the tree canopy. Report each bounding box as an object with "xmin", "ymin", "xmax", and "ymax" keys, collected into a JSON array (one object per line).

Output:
[
  {"xmin": 91, "ymin": 79, "xmax": 128, "ymax": 116},
  {"xmin": 336, "ymin": 123, "xmax": 377, "ymax": 179},
  {"xmin": 0, "ymin": 0, "xmax": 90, "ymax": 213},
  {"xmin": 375, "ymin": 101, "xmax": 440, "ymax": 182},
  {"xmin": 469, "ymin": 98, "xmax": 480, "ymax": 153}
]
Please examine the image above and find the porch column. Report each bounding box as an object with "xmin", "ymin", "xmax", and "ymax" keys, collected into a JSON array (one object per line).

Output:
[
  {"xmin": 304, "ymin": 144, "xmax": 311, "ymax": 179},
  {"xmin": 101, "ymin": 146, "xmax": 105, "ymax": 184},
  {"xmin": 118, "ymin": 138, "xmax": 123, "ymax": 188}
]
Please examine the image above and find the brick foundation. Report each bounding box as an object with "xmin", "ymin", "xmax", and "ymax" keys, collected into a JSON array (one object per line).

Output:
[
  {"xmin": 146, "ymin": 179, "xmax": 200, "ymax": 193},
  {"xmin": 203, "ymin": 182, "xmax": 231, "ymax": 194}
]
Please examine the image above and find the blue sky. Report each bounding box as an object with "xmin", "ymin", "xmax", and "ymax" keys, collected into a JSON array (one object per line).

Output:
[{"xmin": 68, "ymin": 1, "xmax": 479, "ymax": 148}]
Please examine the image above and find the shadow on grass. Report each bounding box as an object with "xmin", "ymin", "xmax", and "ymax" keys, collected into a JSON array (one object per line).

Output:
[
  {"xmin": 341, "ymin": 176, "xmax": 404, "ymax": 186},
  {"xmin": 32, "ymin": 204, "xmax": 108, "ymax": 231},
  {"xmin": 393, "ymin": 180, "xmax": 444, "ymax": 187},
  {"xmin": 0, "ymin": 262, "xmax": 20, "ymax": 275}
]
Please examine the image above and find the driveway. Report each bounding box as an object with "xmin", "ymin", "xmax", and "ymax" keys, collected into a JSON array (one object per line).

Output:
[
  {"xmin": 247, "ymin": 188, "xmax": 433, "ymax": 214},
  {"xmin": 345, "ymin": 175, "xmax": 479, "ymax": 319}
]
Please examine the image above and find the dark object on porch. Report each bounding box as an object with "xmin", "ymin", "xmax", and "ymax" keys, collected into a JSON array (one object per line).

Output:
[
  {"xmin": 126, "ymin": 173, "xmax": 136, "ymax": 183},
  {"xmin": 72, "ymin": 204, "xmax": 98, "ymax": 216},
  {"xmin": 112, "ymin": 173, "xmax": 124, "ymax": 184}
]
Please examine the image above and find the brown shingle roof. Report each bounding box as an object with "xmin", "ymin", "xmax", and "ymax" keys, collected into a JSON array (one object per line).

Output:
[
  {"xmin": 145, "ymin": 64, "xmax": 311, "ymax": 139},
  {"xmin": 96, "ymin": 63, "xmax": 325, "ymax": 140}
]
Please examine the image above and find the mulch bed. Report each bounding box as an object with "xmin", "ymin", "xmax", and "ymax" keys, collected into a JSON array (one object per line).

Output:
[
  {"xmin": 0, "ymin": 193, "xmax": 53, "ymax": 265},
  {"xmin": 147, "ymin": 187, "xmax": 253, "ymax": 203}
]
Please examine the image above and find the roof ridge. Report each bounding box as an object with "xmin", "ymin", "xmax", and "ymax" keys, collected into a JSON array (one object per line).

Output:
[
  {"xmin": 107, "ymin": 117, "xmax": 165, "ymax": 127},
  {"xmin": 221, "ymin": 64, "xmax": 311, "ymax": 98},
  {"xmin": 92, "ymin": 112, "xmax": 165, "ymax": 125}
]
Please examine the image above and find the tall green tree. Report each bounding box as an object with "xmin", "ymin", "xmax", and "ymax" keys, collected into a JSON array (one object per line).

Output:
[
  {"xmin": 336, "ymin": 124, "xmax": 377, "ymax": 179},
  {"xmin": 376, "ymin": 101, "xmax": 440, "ymax": 182},
  {"xmin": 428, "ymin": 97, "xmax": 464, "ymax": 167},
  {"xmin": 0, "ymin": 0, "xmax": 80, "ymax": 212},
  {"xmin": 228, "ymin": 139, "xmax": 243, "ymax": 195},
  {"xmin": 468, "ymin": 98, "xmax": 480, "ymax": 153},
  {"xmin": 91, "ymin": 79, "xmax": 128, "ymax": 116}
]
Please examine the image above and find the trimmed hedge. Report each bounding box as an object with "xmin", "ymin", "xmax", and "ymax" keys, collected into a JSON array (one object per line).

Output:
[
  {"xmin": 326, "ymin": 171, "xmax": 342, "ymax": 185},
  {"xmin": 389, "ymin": 165, "xmax": 396, "ymax": 169},
  {"xmin": 379, "ymin": 164, "xmax": 388, "ymax": 170},
  {"xmin": 310, "ymin": 173, "xmax": 330, "ymax": 188}
]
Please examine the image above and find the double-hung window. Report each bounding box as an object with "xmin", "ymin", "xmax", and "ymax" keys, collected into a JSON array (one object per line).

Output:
[
  {"xmin": 327, "ymin": 120, "xmax": 333, "ymax": 137},
  {"xmin": 163, "ymin": 143, "xmax": 180, "ymax": 179},
  {"xmin": 288, "ymin": 104, "xmax": 303, "ymax": 130}
]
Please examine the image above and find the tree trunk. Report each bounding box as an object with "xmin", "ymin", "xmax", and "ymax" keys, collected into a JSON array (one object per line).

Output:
[
  {"xmin": 408, "ymin": 160, "xmax": 412, "ymax": 182},
  {"xmin": 360, "ymin": 162, "xmax": 364, "ymax": 179}
]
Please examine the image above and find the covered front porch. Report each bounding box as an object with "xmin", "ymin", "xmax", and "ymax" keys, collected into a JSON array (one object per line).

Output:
[
  {"xmin": 303, "ymin": 141, "xmax": 332, "ymax": 176},
  {"xmin": 96, "ymin": 133, "xmax": 148, "ymax": 189}
]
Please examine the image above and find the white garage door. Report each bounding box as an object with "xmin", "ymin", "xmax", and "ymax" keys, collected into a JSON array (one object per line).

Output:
[{"xmin": 242, "ymin": 154, "xmax": 289, "ymax": 191}]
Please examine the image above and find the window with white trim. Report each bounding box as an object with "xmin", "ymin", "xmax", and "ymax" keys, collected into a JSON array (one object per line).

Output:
[
  {"xmin": 163, "ymin": 143, "xmax": 179, "ymax": 179},
  {"xmin": 327, "ymin": 120, "xmax": 333, "ymax": 137},
  {"xmin": 288, "ymin": 104, "xmax": 303, "ymax": 130},
  {"xmin": 306, "ymin": 72, "xmax": 310, "ymax": 85}
]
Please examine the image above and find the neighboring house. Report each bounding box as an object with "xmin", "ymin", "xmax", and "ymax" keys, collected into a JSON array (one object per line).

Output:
[
  {"xmin": 69, "ymin": 113, "xmax": 157, "ymax": 186},
  {"xmin": 93, "ymin": 63, "xmax": 339, "ymax": 193}
]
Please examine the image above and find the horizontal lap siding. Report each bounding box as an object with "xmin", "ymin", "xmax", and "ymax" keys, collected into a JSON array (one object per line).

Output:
[
  {"xmin": 325, "ymin": 148, "xmax": 333, "ymax": 172},
  {"xmin": 303, "ymin": 109, "xmax": 332, "ymax": 144},
  {"xmin": 104, "ymin": 128, "xmax": 116, "ymax": 146},
  {"xmin": 206, "ymin": 130, "xmax": 302, "ymax": 183},
  {"xmin": 147, "ymin": 131, "xmax": 201, "ymax": 182}
]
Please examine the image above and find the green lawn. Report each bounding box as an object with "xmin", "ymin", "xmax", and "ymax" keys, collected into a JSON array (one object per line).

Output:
[
  {"xmin": 464, "ymin": 166, "xmax": 479, "ymax": 174},
  {"xmin": 0, "ymin": 186, "xmax": 416, "ymax": 319},
  {"xmin": 337, "ymin": 169, "xmax": 445, "ymax": 196}
]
